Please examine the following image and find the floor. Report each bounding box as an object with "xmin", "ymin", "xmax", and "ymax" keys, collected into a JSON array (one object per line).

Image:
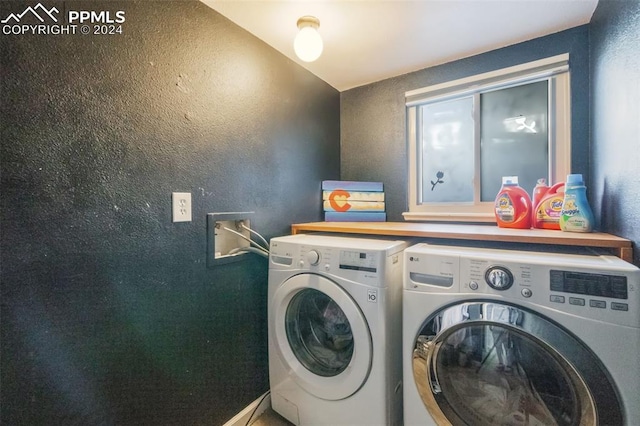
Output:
[{"xmin": 249, "ymin": 407, "xmax": 294, "ymax": 426}]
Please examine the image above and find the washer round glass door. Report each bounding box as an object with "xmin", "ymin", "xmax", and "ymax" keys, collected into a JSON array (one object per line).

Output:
[
  {"xmin": 411, "ymin": 301, "xmax": 622, "ymax": 426},
  {"xmin": 273, "ymin": 273, "xmax": 372, "ymax": 400}
]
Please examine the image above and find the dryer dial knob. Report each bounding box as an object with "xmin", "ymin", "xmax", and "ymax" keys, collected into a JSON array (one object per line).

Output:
[
  {"xmin": 485, "ymin": 266, "xmax": 514, "ymax": 290},
  {"xmin": 306, "ymin": 250, "xmax": 320, "ymax": 265}
]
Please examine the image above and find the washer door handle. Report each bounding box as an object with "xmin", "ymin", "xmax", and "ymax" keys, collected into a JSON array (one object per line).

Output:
[{"xmin": 428, "ymin": 341, "xmax": 443, "ymax": 394}]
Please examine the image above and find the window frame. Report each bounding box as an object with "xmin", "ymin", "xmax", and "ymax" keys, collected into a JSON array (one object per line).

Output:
[{"xmin": 404, "ymin": 54, "xmax": 571, "ymax": 223}]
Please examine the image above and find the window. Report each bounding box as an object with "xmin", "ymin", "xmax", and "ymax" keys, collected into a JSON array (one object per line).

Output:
[{"xmin": 405, "ymin": 54, "xmax": 571, "ymax": 222}]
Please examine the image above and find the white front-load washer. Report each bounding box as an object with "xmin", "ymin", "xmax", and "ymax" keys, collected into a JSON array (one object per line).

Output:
[
  {"xmin": 268, "ymin": 234, "xmax": 409, "ymax": 426},
  {"xmin": 403, "ymin": 243, "xmax": 640, "ymax": 426}
]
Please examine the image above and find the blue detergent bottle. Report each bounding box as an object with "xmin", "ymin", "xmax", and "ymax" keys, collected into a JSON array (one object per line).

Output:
[{"xmin": 559, "ymin": 174, "xmax": 595, "ymax": 232}]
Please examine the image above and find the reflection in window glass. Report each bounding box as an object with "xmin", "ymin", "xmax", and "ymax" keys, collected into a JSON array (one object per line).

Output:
[
  {"xmin": 285, "ymin": 289, "xmax": 354, "ymax": 377},
  {"xmin": 420, "ymin": 97, "xmax": 475, "ymax": 203},
  {"xmin": 480, "ymin": 81, "xmax": 549, "ymax": 201}
]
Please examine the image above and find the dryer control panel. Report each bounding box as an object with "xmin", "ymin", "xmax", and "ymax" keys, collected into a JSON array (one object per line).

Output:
[
  {"xmin": 339, "ymin": 250, "xmax": 378, "ymax": 273},
  {"xmin": 270, "ymin": 234, "xmax": 409, "ymax": 288},
  {"xmin": 404, "ymin": 243, "xmax": 640, "ymax": 327}
]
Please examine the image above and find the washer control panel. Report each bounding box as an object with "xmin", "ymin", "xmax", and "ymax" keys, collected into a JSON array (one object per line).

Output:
[
  {"xmin": 404, "ymin": 243, "xmax": 640, "ymax": 327},
  {"xmin": 549, "ymin": 270, "xmax": 628, "ymax": 300},
  {"xmin": 485, "ymin": 266, "xmax": 514, "ymax": 290},
  {"xmin": 305, "ymin": 250, "xmax": 321, "ymax": 266}
]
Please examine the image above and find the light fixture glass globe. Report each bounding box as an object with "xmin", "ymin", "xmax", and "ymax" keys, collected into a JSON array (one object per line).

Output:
[{"xmin": 294, "ymin": 25, "xmax": 323, "ymax": 62}]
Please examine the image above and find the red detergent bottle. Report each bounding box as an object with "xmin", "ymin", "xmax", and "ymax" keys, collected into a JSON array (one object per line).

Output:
[
  {"xmin": 494, "ymin": 176, "xmax": 532, "ymax": 229},
  {"xmin": 533, "ymin": 182, "xmax": 565, "ymax": 230},
  {"xmin": 531, "ymin": 178, "xmax": 549, "ymax": 223}
]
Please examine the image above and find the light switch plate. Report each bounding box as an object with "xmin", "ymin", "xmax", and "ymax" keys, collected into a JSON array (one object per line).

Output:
[{"xmin": 172, "ymin": 192, "xmax": 192, "ymax": 222}]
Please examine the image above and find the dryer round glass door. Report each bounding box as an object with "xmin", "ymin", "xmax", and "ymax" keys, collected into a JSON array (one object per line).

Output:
[
  {"xmin": 411, "ymin": 301, "xmax": 622, "ymax": 426},
  {"xmin": 272, "ymin": 273, "xmax": 372, "ymax": 401}
]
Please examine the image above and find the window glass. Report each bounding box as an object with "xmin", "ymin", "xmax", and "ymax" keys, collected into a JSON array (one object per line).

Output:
[
  {"xmin": 480, "ymin": 81, "xmax": 549, "ymax": 201},
  {"xmin": 420, "ymin": 97, "xmax": 474, "ymax": 203}
]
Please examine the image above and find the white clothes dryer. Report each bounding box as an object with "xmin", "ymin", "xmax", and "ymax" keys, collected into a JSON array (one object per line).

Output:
[
  {"xmin": 403, "ymin": 243, "xmax": 640, "ymax": 426},
  {"xmin": 268, "ymin": 234, "xmax": 409, "ymax": 426}
]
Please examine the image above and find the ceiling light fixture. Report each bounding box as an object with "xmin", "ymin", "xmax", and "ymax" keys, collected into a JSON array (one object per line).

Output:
[{"xmin": 294, "ymin": 16, "xmax": 323, "ymax": 63}]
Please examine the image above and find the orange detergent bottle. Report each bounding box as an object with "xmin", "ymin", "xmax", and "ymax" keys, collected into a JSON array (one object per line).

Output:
[
  {"xmin": 533, "ymin": 182, "xmax": 565, "ymax": 230},
  {"xmin": 494, "ymin": 176, "xmax": 532, "ymax": 229},
  {"xmin": 531, "ymin": 178, "xmax": 549, "ymax": 223}
]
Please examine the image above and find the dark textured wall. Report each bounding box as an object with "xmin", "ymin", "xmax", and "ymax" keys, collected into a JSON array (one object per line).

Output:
[
  {"xmin": 341, "ymin": 26, "xmax": 590, "ymax": 221},
  {"xmin": 0, "ymin": 1, "xmax": 339, "ymax": 424},
  {"xmin": 590, "ymin": 0, "xmax": 640, "ymax": 265}
]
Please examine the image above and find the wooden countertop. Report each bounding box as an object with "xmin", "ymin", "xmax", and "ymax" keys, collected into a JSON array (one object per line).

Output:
[{"xmin": 291, "ymin": 222, "xmax": 634, "ymax": 263}]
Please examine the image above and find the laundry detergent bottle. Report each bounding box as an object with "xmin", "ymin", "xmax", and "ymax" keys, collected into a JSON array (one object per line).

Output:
[
  {"xmin": 533, "ymin": 182, "xmax": 565, "ymax": 230},
  {"xmin": 494, "ymin": 176, "xmax": 532, "ymax": 229},
  {"xmin": 559, "ymin": 174, "xmax": 594, "ymax": 233},
  {"xmin": 531, "ymin": 178, "xmax": 549, "ymax": 224}
]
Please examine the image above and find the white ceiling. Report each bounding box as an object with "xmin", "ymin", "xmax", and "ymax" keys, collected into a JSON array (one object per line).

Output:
[{"xmin": 201, "ymin": 0, "xmax": 598, "ymax": 92}]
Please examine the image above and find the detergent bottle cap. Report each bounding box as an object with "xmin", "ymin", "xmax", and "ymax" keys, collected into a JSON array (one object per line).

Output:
[
  {"xmin": 566, "ymin": 174, "xmax": 584, "ymax": 186},
  {"xmin": 536, "ymin": 178, "xmax": 547, "ymax": 186},
  {"xmin": 502, "ymin": 176, "xmax": 519, "ymax": 185}
]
